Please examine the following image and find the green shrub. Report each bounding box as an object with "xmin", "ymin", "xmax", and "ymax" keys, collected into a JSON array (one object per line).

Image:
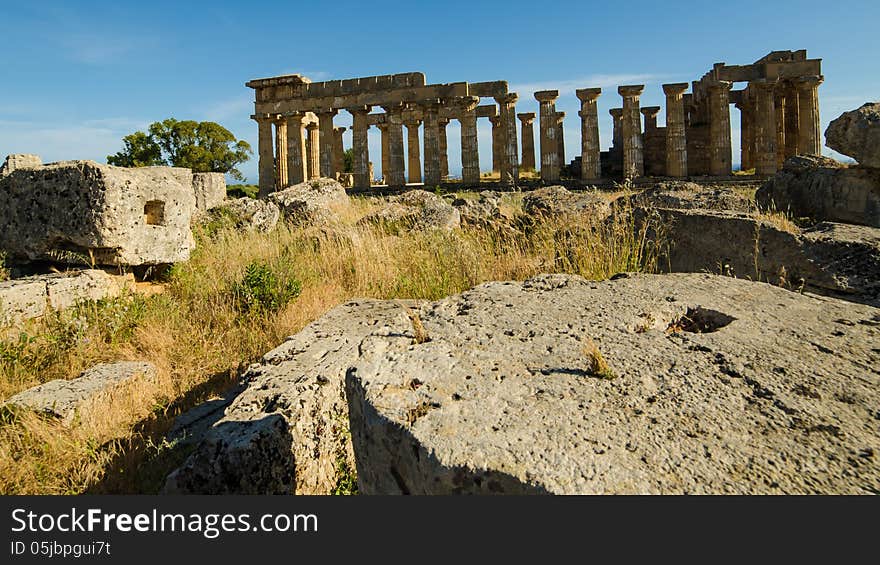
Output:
[
  {"xmin": 226, "ymin": 184, "xmax": 259, "ymax": 199},
  {"xmin": 230, "ymin": 261, "xmax": 301, "ymax": 315}
]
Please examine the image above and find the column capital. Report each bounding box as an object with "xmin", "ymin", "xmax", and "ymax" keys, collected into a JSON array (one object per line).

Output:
[
  {"xmin": 662, "ymin": 82, "xmax": 689, "ymax": 96},
  {"xmin": 517, "ymin": 112, "xmax": 536, "ymax": 124},
  {"xmin": 305, "ymin": 122, "xmax": 319, "ymax": 131},
  {"xmin": 749, "ymin": 79, "xmax": 777, "ymax": 92},
  {"xmin": 251, "ymin": 113, "xmax": 275, "ymax": 122},
  {"xmin": 640, "ymin": 106, "xmax": 661, "ymax": 118},
  {"xmin": 403, "ymin": 119, "xmax": 421, "ymax": 128},
  {"xmin": 334, "ymin": 126, "xmax": 347, "ymax": 134},
  {"xmin": 450, "ymin": 95, "xmax": 480, "ymax": 114},
  {"xmin": 795, "ymin": 75, "xmax": 824, "ymax": 88},
  {"xmin": 609, "ymin": 108, "xmax": 623, "ymax": 118},
  {"xmin": 575, "ymin": 87, "xmax": 601, "ymax": 102},
  {"xmin": 707, "ymin": 80, "xmax": 733, "ymax": 92},
  {"xmin": 495, "ymin": 92, "xmax": 518, "ymax": 105},
  {"xmin": 346, "ymin": 105, "xmax": 371, "ymax": 115},
  {"xmin": 618, "ymin": 84, "xmax": 645, "ymax": 97},
  {"xmin": 315, "ymin": 109, "xmax": 338, "ymax": 117},
  {"xmin": 554, "ymin": 111, "xmax": 566, "ymax": 124},
  {"xmin": 439, "ymin": 118, "xmax": 450, "ymax": 126},
  {"xmin": 488, "ymin": 115, "xmax": 502, "ymax": 126},
  {"xmin": 534, "ymin": 90, "xmax": 559, "ymax": 103}
]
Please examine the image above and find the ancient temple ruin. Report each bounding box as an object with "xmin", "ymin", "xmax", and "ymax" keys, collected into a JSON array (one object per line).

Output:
[{"xmin": 247, "ymin": 50, "xmax": 822, "ymax": 191}]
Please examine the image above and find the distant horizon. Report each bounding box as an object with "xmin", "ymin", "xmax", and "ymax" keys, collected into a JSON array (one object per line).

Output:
[{"xmin": 2, "ymin": 0, "xmax": 877, "ymax": 183}]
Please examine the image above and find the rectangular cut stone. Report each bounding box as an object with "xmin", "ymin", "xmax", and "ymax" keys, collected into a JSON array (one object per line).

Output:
[{"xmin": 255, "ymin": 83, "xmax": 469, "ymax": 114}]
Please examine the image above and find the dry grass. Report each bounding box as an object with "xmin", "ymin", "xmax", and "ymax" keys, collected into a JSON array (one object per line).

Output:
[
  {"xmin": 0, "ymin": 194, "xmax": 662, "ymax": 494},
  {"xmin": 756, "ymin": 209, "xmax": 800, "ymax": 234}
]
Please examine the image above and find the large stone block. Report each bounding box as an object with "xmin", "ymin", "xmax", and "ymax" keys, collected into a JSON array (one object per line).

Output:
[
  {"xmin": 267, "ymin": 177, "xmax": 348, "ymax": 227},
  {"xmin": 3, "ymin": 361, "xmax": 157, "ymax": 425},
  {"xmin": 0, "ymin": 160, "xmax": 195, "ymax": 266},
  {"xmin": 346, "ymin": 273, "xmax": 879, "ymax": 494},
  {"xmin": 0, "ymin": 154, "xmax": 41, "ymax": 176},
  {"xmin": 756, "ymin": 155, "xmax": 880, "ymax": 227},
  {"xmin": 191, "ymin": 172, "xmax": 226, "ymax": 213},
  {"xmin": 825, "ymin": 102, "xmax": 880, "ymax": 167},
  {"xmin": 358, "ymin": 190, "xmax": 460, "ymax": 232}
]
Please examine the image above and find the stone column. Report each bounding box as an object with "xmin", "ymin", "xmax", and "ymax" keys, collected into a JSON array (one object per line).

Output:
[
  {"xmin": 774, "ymin": 90, "xmax": 786, "ymax": 169},
  {"xmin": 273, "ymin": 116, "xmax": 288, "ymax": 190},
  {"xmin": 286, "ymin": 112, "xmax": 307, "ymax": 185},
  {"xmin": 575, "ymin": 88, "xmax": 601, "ymax": 182},
  {"xmin": 555, "ymin": 112, "xmax": 566, "ymax": 174},
  {"xmin": 735, "ymin": 100, "xmax": 753, "ymax": 171},
  {"xmin": 348, "ymin": 106, "xmax": 371, "ymax": 189},
  {"xmin": 663, "ymin": 83, "xmax": 688, "ymax": 178},
  {"xmin": 535, "ymin": 90, "xmax": 560, "ymax": 182},
  {"xmin": 439, "ymin": 119, "xmax": 450, "ymax": 180},
  {"xmin": 497, "ymin": 93, "xmax": 519, "ymax": 185},
  {"xmin": 796, "ymin": 75, "xmax": 823, "ymax": 156},
  {"xmin": 641, "ymin": 107, "xmax": 659, "ymax": 131},
  {"xmin": 708, "ymin": 81, "xmax": 733, "ymax": 176},
  {"xmin": 619, "ymin": 85, "xmax": 645, "ymax": 179},
  {"xmin": 405, "ymin": 118, "xmax": 422, "ymax": 184},
  {"xmin": 317, "ymin": 110, "xmax": 337, "ymax": 178},
  {"xmin": 383, "ymin": 104, "xmax": 406, "ymax": 186},
  {"xmin": 457, "ymin": 97, "xmax": 481, "ymax": 185},
  {"xmin": 333, "ymin": 126, "xmax": 346, "ymax": 178},
  {"xmin": 609, "ymin": 108, "xmax": 623, "ymax": 150},
  {"xmin": 783, "ymin": 83, "xmax": 800, "ymax": 160},
  {"xmin": 752, "ymin": 81, "xmax": 778, "ymax": 177},
  {"xmin": 306, "ymin": 122, "xmax": 320, "ymax": 180},
  {"xmin": 489, "ymin": 115, "xmax": 502, "ymax": 172},
  {"xmin": 255, "ymin": 115, "xmax": 275, "ymax": 198},
  {"xmin": 423, "ymin": 102, "xmax": 441, "ymax": 186},
  {"xmin": 377, "ymin": 123, "xmax": 390, "ymax": 183},
  {"xmin": 517, "ymin": 112, "xmax": 537, "ymax": 171}
]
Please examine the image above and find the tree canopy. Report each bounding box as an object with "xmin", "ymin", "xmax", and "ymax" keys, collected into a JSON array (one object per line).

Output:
[{"xmin": 107, "ymin": 119, "xmax": 252, "ymax": 180}]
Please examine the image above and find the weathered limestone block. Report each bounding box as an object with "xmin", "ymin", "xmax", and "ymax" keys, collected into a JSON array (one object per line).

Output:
[
  {"xmin": 0, "ymin": 154, "xmax": 42, "ymax": 176},
  {"xmin": 3, "ymin": 362, "xmax": 157, "ymax": 425},
  {"xmin": 641, "ymin": 207, "xmax": 880, "ymax": 306},
  {"xmin": 0, "ymin": 161, "xmax": 195, "ymax": 266},
  {"xmin": 0, "ymin": 270, "xmax": 135, "ymax": 326},
  {"xmin": 358, "ymin": 190, "xmax": 460, "ymax": 232},
  {"xmin": 191, "ymin": 172, "xmax": 226, "ymax": 213},
  {"xmin": 521, "ymin": 186, "xmax": 610, "ymax": 220},
  {"xmin": 756, "ymin": 155, "xmax": 880, "ymax": 227},
  {"xmin": 210, "ymin": 197, "xmax": 280, "ymax": 233},
  {"xmin": 451, "ymin": 191, "xmax": 512, "ymax": 229},
  {"xmin": 346, "ymin": 273, "xmax": 880, "ymax": 494},
  {"xmin": 163, "ymin": 300, "xmax": 418, "ymax": 495},
  {"xmin": 825, "ymin": 102, "xmax": 880, "ymax": 168},
  {"xmin": 626, "ymin": 181, "xmax": 755, "ymax": 213},
  {"xmin": 267, "ymin": 177, "xmax": 349, "ymax": 227}
]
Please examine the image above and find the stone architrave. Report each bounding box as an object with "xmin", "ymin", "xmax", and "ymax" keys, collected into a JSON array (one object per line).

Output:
[
  {"xmin": 517, "ymin": 113, "xmax": 537, "ymax": 171},
  {"xmin": 663, "ymin": 83, "xmax": 689, "ymax": 178},
  {"xmin": 535, "ymin": 90, "xmax": 560, "ymax": 182},
  {"xmin": 708, "ymin": 81, "xmax": 733, "ymax": 176},
  {"xmin": 619, "ymin": 85, "xmax": 645, "ymax": 179},
  {"xmin": 575, "ymin": 88, "xmax": 601, "ymax": 182}
]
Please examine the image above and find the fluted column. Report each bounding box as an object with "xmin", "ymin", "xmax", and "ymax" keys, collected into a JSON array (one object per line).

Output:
[
  {"xmin": 619, "ymin": 85, "xmax": 645, "ymax": 179},
  {"xmin": 273, "ymin": 116, "xmax": 288, "ymax": 190},
  {"xmin": 752, "ymin": 80, "xmax": 777, "ymax": 177},
  {"xmin": 535, "ymin": 90, "xmax": 560, "ymax": 182},
  {"xmin": 383, "ymin": 104, "xmax": 406, "ymax": 186},
  {"xmin": 555, "ymin": 112, "xmax": 566, "ymax": 174},
  {"xmin": 489, "ymin": 115, "xmax": 502, "ymax": 172},
  {"xmin": 774, "ymin": 90, "xmax": 786, "ymax": 169},
  {"xmin": 405, "ymin": 117, "xmax": 422, "ymax": 184},
  {"xmin": 609, "ymin": 108, "xmax": 623, "ymax": 150},
  {"xmin": 286, "ymin": 112, "xmax": 307, "ymax": 185},
  {"xmin": 708, "ymin": 81, "xmax": 732, "ymax": 176},
  {"xmin": 439, "ymin": 119, "xmax": 449, "ymax": 180},
  {"xmin": 796, "ymin": 75, "xmax": 823, "ymax": 156},
  {"xmin": 348, "ymin": 106, "xmax": 371, "ymax": 189},
  {"xmin": 457, "ymin": 97, "xmax": 481, "ymax": 185},
  {"xmin": 333, "ymin": 126, "xmax": 346, "ymax": 178},
  {"xmin": 641, "ymin": 107, "xmax": 659, "ymax": 131},
  {"xmin": 422, "ymin": 102, "xmax": 441, "ymax": 186},
  {"xmin": 497, "ymin": 93, "xmax": 519, "ymax": 185},
  {"xmin": 575, "ymin": 88, "xmax": 601, "ymax": 182},
  {"xmin": 377, "ymin": 123, "xmax": 390, "ymax": 183},
  {"xmin": 663, "ymin": 83, "xmax": 688, "ymax": 178},
  {"xmin": 306, "ymin": 122, "xmax": 320, "ymax": 180},
  {"xmin": 255, "ymin": 114, "xmax": 275, "ymax": 198},
  {"xmin": 783, "ymin": 83, "xmax": 800, "ymax": 160},
  {"xmin": 735, "ymin": 99, "xmax": 752, "ymax": 171},
  {"xmin": 517, "ymin": 113, "xmax": 536, "ymax": 171},
  {"xmin": 317, "ymin": 110, "xmax": 337, "ymax": 178}
]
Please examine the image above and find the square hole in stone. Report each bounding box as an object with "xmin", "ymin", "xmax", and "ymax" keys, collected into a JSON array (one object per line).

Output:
[{"xmin": 144, "ymin": 200, "xmax": 165, "ymax": 226}]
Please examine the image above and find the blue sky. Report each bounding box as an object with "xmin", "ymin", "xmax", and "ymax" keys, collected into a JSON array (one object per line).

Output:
[{"xmin": 1, "ymin": 0, "xmax": 878, "ymax": 182}]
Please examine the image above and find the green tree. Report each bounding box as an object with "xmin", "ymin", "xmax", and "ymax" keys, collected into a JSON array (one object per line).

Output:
[
  {"xmin": 342, "ymin": 148, "xmax": 354, "ymax": 173},
  {"xmin": 108, "ymin": 119, "xmax": 252, "ymax": 180}
]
